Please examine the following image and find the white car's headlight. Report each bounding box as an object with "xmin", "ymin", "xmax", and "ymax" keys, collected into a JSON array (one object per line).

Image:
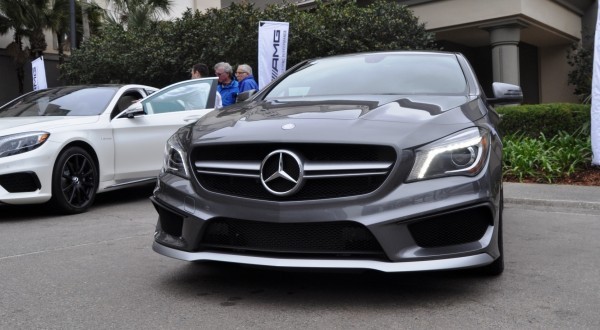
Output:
[
  {"xmin": 407, "ymin": 127, "xmax": 490, "ymax": 182},
  {"xmin": 162, "ymin": 133, "xmax": 190, "ymax": 179},
  {"xmin": 0, "ymin": 132, "xmax": 50, "ymax": 158}
]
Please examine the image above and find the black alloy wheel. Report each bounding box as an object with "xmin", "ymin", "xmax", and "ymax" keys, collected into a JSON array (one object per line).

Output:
[{"xmin": 50, "ymin": 146, "xmax": 98, "ymax": 214}]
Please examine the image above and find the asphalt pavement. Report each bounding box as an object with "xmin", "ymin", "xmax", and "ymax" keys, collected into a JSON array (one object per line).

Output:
[{"xmin": 504, "ymin": 182, "xmax": 600, "ymax": 210}]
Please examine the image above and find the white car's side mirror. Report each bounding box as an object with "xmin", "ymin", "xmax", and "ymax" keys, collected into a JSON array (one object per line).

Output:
[{"xmin": 124, "ymin": 103, "xmax": 145, "ymax": 118}]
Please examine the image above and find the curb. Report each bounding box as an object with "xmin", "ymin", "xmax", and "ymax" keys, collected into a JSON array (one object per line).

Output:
[{"xmin": 505, "ymin": 197, "xmax": 600, "ymax": 210}]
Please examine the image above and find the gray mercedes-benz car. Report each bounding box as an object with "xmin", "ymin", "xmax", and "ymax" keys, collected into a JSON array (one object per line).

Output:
[{"xmin": 150, "ymin": 51, "xmax": 522, "ymax": 275}]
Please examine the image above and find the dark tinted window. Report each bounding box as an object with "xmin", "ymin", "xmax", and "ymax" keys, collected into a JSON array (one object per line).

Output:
[
  {"xmin": 265, "ymin": 53, "xmax": 468, "ymax": 99},
  {"xmin": 0, "ymin": 86, "xmax": 119, "ymax": 117}
]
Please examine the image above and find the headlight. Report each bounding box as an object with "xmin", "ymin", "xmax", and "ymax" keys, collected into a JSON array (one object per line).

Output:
[
  {"xmin": 407, "ymin": 127, "xmax": 490, "ymax": 182},
  {"xmin": 0, "ymin": 132, "xmax": 50, "ymax": 158},
  {"xmin": 162, "ymin": 133, "xmax": 190, "ymax": 179}
]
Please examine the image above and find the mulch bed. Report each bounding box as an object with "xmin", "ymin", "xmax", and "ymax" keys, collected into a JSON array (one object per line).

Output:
[{"xmin": 504, "ymin": 165, "xmax": 600, "ymax": 186}]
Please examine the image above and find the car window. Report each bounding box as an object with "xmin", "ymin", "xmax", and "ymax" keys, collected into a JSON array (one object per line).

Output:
[
  {"xmin": 111, "ymin": 90, "xmax": 145, "ymax": 119},
  {"xmin": 144, "ymin": 80, "xmax": 215, "ymax": 115},
  {"xmin": 265, "ymin": 53, "xmax": 468, "ymax": 99},
  {"xmin": 0, "ymin": 86, "xmax": 120, "ymax": 117}
]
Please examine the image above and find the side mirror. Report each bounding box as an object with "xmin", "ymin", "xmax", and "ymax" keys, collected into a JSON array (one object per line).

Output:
[
  {"xmin": 236, "ymin": 89, "xmax": 256, "ymax": 103},
  {"xmin": 488, "ymin": 82, "xmax": 523, "ymax": 105},
  {"xmin": 124, "ymin": 103, "xmax": 145, "ymax": 118}
]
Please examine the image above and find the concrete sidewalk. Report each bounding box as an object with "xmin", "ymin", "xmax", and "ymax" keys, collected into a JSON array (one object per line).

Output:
[{"xmin": 504, "ymin": 182, "xmax": 600, "ymax": 210}]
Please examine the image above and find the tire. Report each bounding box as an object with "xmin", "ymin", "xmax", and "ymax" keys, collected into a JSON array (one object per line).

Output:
[
  {"xmin": 49, "ymin": 146, "xmax": 98, "ymax": 214},
  {"xmin": 478, "ymin": 189, "xmax": 505, "ymax": 276}
]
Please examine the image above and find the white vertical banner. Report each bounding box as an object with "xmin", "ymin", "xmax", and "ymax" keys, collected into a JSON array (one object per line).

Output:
[
  {"xmin": 258, "ymin": 21, "xmax": 289, "ymax": 90},
  {"xmin": 32, "ymin": 56, "xmax": 48, "ymax": 91},
  {"xmin": 592, "ymin": 9, "xmax": 600, "ymax": 165}
]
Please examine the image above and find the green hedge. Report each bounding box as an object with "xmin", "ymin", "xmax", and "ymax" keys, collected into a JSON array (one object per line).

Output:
[
  {"xmin": 496, "ymin": 103, "xmax": 590, "ymax": 138},
  {"xmin": 62, "ymin": 0, "xmax": 436, "ymax": 88}
]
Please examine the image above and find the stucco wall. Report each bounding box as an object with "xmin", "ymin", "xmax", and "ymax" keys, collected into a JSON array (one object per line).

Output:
[
  {"xmin": 169, "ymin": 0, "xmax": 222, "ymax": 15},
  {"xmin": 410, "ymin": 0, "xmax": 582, "ymax": 40},
  {"xmin": 539, "ymin": 45, "xmax": 578, "ymax": 103}
]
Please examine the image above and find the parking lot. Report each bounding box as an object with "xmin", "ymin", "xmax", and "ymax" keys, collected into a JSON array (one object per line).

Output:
[{"xmin": 1, "ymin": 184, "xmax": 599, "ymax": 329}]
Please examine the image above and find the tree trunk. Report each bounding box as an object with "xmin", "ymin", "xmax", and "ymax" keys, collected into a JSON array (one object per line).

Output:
[
  {"xmin": 16, "ymin": 66, "xmax": 25, "ymax": 94},
  {"xmin": 6, "ymin": 33, "xmax": 28, "ymax": 94}
]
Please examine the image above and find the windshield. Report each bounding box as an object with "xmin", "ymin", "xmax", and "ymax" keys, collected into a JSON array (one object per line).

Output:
[
  {"xmin": 0, "ymin": 86, "xmax": 119, "ymax": 117},
  {"xmin": 264, "ymin": 53, "xmax": 468, "ymax": 100}
]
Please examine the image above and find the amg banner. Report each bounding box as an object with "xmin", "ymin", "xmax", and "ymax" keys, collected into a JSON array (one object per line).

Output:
[
  {"xmin": 32, "ymin": 56, "xmax": 47, "ymax": 91},
  {"xmin": 258, "ymin": 21, "xmax": 289, "ymax": 90},
  {"xmin": 593, "ymin": 9, "xmax": 600, "ymax": 165}
]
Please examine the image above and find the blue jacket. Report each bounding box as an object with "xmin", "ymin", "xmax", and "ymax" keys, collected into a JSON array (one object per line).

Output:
[
  {"xmin": 238, "ymin": 75, "xmax": 259, "ymax": 93},
  {"xmin": 217, "ymin": 79, "xmax": 239, "ymax": 107}
]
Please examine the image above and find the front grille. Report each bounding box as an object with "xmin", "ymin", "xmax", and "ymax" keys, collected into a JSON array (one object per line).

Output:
[
  {"xmin": 0, "ymin": 172, "xmax": 41, "ymax": 193},
  {"xmin": 191, "ymin": 143, "xmax": 397, "ymax": 201},
  {"xmin": 200, "ymin": 218, "xmax": 386, "ymax": 259},
  {"xmin": 408, "ymin": 206, "xmax": 492, "ymax": 248}
]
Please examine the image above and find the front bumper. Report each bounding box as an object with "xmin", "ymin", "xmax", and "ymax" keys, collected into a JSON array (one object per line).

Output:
[
  {"xmin": 0, "ymin": 146, "xmax": 55, "ymax": 205},
  {"xmin": 152, "ymin": 241, "xmax": 494, "ymax": 272},
  {"xmin": 151, "ymin": 167, "xmax": 502, "ymax": 272}
]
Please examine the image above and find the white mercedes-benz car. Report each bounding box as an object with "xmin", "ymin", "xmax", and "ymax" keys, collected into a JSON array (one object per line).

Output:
[{"xmin": 0, "ymin": 78, "xmax": 219, "ymax": 213}]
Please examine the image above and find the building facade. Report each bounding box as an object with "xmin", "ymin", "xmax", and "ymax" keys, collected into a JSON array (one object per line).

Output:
[
  {"xmin": 279, "ymin": 0, "xmax": 597, "ymax": 104},
  {"xmin": 0, "ymin": 0, "xmax": 596, "ymax": 104},
  {"xmin": 401, "ymin": 0, "xmax": 596, "ymax": 103}
]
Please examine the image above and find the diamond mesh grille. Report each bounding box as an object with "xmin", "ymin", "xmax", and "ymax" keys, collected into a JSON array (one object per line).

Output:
[
  {"xmin": 200, "ymin": 218, "xmax": 386, "ymax": 258},
  {"xmin": 408, "ymin": 206, "xmax": 492, "ymax": 248}
]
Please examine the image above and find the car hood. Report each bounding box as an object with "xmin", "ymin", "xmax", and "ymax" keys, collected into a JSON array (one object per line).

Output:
[
  {"xmin": 189, "ymin": 94, "xmax": 488, "ymax": 148},
  {"xmin": 0, "ymin": 116, "xmax": 100, "ymax": 135}
]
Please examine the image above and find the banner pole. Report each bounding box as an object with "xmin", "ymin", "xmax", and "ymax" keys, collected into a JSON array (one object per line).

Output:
[{"xmin": 592, "ymin": 9, "xmax": 600, "ymax": 165}]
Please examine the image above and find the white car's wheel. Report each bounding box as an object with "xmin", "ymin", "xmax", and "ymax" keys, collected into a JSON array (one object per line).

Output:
[{"xmin": 50, "ymin": 146, "xmax": 98, "ymax": 214}]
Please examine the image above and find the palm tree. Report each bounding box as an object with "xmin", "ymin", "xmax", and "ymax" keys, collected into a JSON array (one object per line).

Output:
[
  {"xmin": 24, "ymin": 0, "xmax": 49, "ymax": 59},
  {"xmin": 45, "ymin": 0, "xmax": 71, "ymax": 65},
  {"xmin": 1, "ymin": 0, "xmax": 105, "ymax": 91},
  {"xmin": 0, "ymin": 0, "xmax": 32, "ymax": 94},
  {"xmin": 46, "ymin": 0, "xmax": 103, "ymax": 66},
  {"xmin": 105, "ymin": 0, "xmax": 172, "ymax": 30}
]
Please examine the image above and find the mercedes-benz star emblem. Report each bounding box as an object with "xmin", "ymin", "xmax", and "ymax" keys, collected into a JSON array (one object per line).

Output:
[{"xmin": 260, "ymin": 150, "xmax": 304, "ymax": 196}]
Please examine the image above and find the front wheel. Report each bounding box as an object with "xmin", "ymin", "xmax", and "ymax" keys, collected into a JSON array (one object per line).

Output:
[{"xmin": 49, "ymin": 146, "xmax": 98, "ymax": 214}]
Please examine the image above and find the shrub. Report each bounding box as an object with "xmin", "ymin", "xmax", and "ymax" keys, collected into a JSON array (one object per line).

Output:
[
  {"xmin": 61, "ymin": 0, "xmax": 436, "ymax": 88},
  {"xmin": 502, "ymin": 130, "xmax": 592, "ymax": 183},
  {"xmin": 566, "ymin": 42, "xmax": 592, "ymax": 102},
  {"xmin": 496, "ymin": 103, "xmax": 590, "ymax": 138}
]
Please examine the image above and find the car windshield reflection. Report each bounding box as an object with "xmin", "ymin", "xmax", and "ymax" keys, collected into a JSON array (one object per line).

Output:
[
  {"xmin": 265, "ymin": 53, "xmax": 468, "ymax": 100},
  {"xmin": 0, "ymin": 86, "xmax": 119, "ymax": 117}
]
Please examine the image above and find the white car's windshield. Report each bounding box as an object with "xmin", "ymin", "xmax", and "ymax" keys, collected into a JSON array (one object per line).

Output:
[
  {"xmin": 0, "ymin": 86, "xmax": 119, "ymax": 117},
  {"xmin": 265, "ymin": 53, "xmax": 468, "ymax": 99}
]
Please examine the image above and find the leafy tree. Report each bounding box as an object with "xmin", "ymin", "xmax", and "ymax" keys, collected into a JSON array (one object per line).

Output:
[
  {"xmin": 266, "ymin": 0, "xmax": 437, "ymax": 66},
  {"xmin": 567, "ymin": 41, "xmax": 592, "ymax": 103},
  {"xmin": 62, "ymin": 0, "xmax": 436, "ymax": 87}
]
